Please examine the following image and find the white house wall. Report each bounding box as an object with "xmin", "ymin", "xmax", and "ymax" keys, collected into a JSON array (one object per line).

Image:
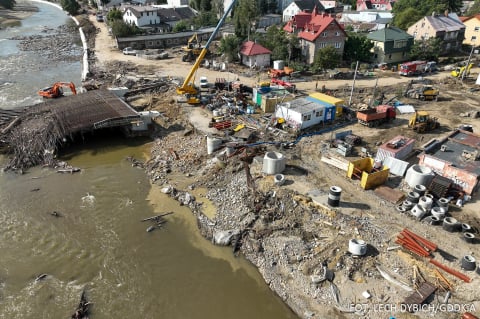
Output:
[
  {"xmin": 242, "ymin": 54, "xmax": 270, "ymax": 68},
  {"xmin": 283, "ymin": 2, "xmax": 300, "ymax": 22},
  {"xmin": 124, "ymin": 9, "xmax": 160, "ymax": 27},
  {"xmin": 275, "ymin": 105, "xmax": 326, "ymax": 129}
]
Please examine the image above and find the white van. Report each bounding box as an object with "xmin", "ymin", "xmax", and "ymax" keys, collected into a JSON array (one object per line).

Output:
[{"xmin": 199, "ymin": 76, "xmax": 208, "ymax": 89}]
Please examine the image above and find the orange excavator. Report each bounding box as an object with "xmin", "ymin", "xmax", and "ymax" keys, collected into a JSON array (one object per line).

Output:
[{"xmin": 38, "ymin": 82, "xmax": 77, "ymax": 98}]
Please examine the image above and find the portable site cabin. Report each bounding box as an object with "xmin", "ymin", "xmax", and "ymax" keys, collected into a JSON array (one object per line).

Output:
[
  {"xmin": 253, "ymin": 86, "xmax": 293, "ymax": 112},
  {"xmin": 304, "ymin": 97, "xmax": 336, "ymax": 122},
  {"xmin": 308, "ymin": 92, "xmax": 345, "ymax": 118},
  {"xmin": 275, "ymin": 97, "xmax": 329, "ymax": 131}
]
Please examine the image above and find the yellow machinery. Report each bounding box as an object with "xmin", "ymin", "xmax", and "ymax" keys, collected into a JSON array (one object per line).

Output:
[
  {"xmin": 407, "ymin": 85, "xmax": 439, "ymax": 101},
  {"xmin": 176, "ymin": 0, "xmax": 238, "ymax": 104},
  {"xmin": 181, "ymin": 33, "xmax": 209, "ymax": 62},
  {"xmin": 451, "ymin": 63, "xmax": 474, "ymax": 78},
  {"xmin": 408, "ymin": 111, "xmax": 440, "ymax": 133}
]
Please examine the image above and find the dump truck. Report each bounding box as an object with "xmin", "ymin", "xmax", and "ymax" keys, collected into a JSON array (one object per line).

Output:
[
  {"xmin": 408, "ymin": 111, "xmax": 439, "ymax": 133},
  {"xmin": 407, "ymin": 85, "xmax": 439, "ymax": 101},
  {"xmin": 356, "ymin": 105, "xmax": 396, "ymax": 127}
]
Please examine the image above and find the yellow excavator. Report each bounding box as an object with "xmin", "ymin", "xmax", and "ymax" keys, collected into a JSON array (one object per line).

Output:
[
  {"xmin": 408, "ymin": 111, "xmax": 440, "ymax": 133},
  {"xmin": 181, "ymin": 33, "xmax": 209, "ymax": 62},
  {"xmin": 176, "ymin": 0, "xmax": 238, "ymax": 104},
  {"xmin": 451, "ymin": 63, "xmax": 474, "ymax": 78}
]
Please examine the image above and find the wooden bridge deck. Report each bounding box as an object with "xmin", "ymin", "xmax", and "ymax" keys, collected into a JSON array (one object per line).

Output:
[{"xmin": 0, "ymin": 90, "xmax": 142, "ymax": 170}]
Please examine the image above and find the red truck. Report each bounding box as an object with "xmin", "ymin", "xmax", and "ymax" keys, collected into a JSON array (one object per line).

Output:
[
  {"xmin": 399, "ymin": 61, "xmax": 426, "ymax": 76},
  {"xmin": 356, "ymin": 105, "xmax": 396, "ymax": 127}
]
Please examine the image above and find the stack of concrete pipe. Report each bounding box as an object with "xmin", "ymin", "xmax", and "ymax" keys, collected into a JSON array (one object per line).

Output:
[{"xmin": 405, "ymin": 165, "xmax": 435, "ymax": 188}]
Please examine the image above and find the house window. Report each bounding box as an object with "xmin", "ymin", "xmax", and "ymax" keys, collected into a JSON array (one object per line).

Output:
[
  {"xmin": 335, "ymin": 31, "xmax": 340, "ymax": 36},
  {"xmin": 413, "ymin": 31, "xmax": 417, "ymax": 38},
  {"xmin": 421, "ymin": 22, "xmax": 425, "ymax": 27},
  {"xmin": 322, "ymin": 32, "xmax": 327, "ymax": 37},
  {"xmin": 315, "ymin": 110, "xmax": 323, "ymax": 117},
  {"xmin": 335, "ymin": 42, "xmax": 341, "ymax": 48},
  {"xmin": 303, "ymin": 114, "xmax": 311, "ymax": 121},
  {"xmin": 394, "ymin": 40, "xmax": 407, "ymax": 48},
  {"xmin": 472, "ymin": 36, "xmax": 477, "ymax": 41},
  {"xmin": 148, "ymin": 41, "xmax": 153, "ymax": 46},
  {"xmin": 475, "ymin": 26, "xmax": 480, "ymax": 32}
]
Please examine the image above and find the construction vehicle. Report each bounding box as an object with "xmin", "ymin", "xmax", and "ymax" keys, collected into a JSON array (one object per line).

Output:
[
  {"xmin": 181, "ymin": 33, "xmax": 210, "ymax": 62},
  {"xmin": 38, "ymin": 82, "xmax": 77, "ymax": 98},
  {"xmin": 356, "ymin": 105, "xmax": 396, "ymax": 127},
  {"xmin": 451, "ymin": 63, "xmax": 474, "ymax": 78},
  {"xmin": 176, "ymin": 0, "xmax": 237, "ymax": 104},
  {"xmin": 408, "ymin": 111, "xmax": 439, "ymax": 133},
  {"xmin": 399, "ymin": 61, "xmax": 426, "ymax": 76},
  {"xmin": 268, "ymin": 66, "xmax": 294, "ymax": 78},
  {"xmin": 406, "ymin": 85, "xmax": 439, "ymax": 101},
  {"xmin": 270, "ymin": 78, "xmax": 296, "ymax": 92}
]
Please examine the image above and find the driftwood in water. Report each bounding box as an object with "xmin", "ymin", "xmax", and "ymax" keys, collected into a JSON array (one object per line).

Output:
[
  {"xmin": 71, "ymin": 290, "xmax": 91, "ymax": 319},
  {"xmin": 141, "ymin": 212, "xmax": 173, "ymax": 222}
]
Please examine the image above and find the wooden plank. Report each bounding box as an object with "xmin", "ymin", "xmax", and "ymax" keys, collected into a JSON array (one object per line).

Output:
[
  {"xmin": 374, "ymin": 185, "xmax": 405, "ymax": 204},
  {"xmin": 402, "ymin": 281, "xmax": 437, "ymax": 312}
]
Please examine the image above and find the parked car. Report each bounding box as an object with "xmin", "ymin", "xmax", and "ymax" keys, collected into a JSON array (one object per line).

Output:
[
  {"xmin": 96, "ymin": 13, "xmax": 104, "ymax": 22},
  {"xmin": 199, "ymin": 76, "xmax": 209, "ymax": 88},
  {"xmin": 122, "ymin": 47, "xmax": 137, "ymax": 56}
]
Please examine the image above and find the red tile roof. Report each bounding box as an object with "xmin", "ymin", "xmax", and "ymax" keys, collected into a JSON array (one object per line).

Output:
[
  {"xmin": 283, "ymin": 9, "xmax": 320, "ymax": 33},
  {"xmin": 240, "ymin": 41, "xmax": 272, "ymax": 56},
  {"xmin": 461, "ymin": 14, "xmax": 480, "ymax": 22},
  {"xmin": 297, "ymin": 12, "xmax": 346, "ymax": 42}
]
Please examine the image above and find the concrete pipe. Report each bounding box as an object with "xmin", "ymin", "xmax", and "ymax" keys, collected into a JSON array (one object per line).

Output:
[
  {"xmin": 262, "ymin": 151, "xmax": 286, "ymax": 175},
  {"xmin": 430, "ymin": 207, "xmax": 446, "ymax": 220},
  {"xmin": 348, "ymin": 239, "xmax": 367, "ymax": 256},
  {"xmin": 443, "ymin": 217, "xmax": 459, "ymax": 232},
  {"xmin": 407, "ymin": 191, "xmax": 420, "ymax": 203},
  {"xmin": 418, "ymin": 196, "xmax": 433, "ymax": 211},
  {"xmin": 425, "ymin": 193, "xmax": 434, "ymax": 200},
  {"xmin": 430, "ymin": 216, "xmax": 441, "ymax": 226},
  {"xmin": 274, "ymin": 174, "xmax": 285, "ymax": 186},
  {"xmin": 414, "ymin": 184, "xmax": 427, "ymax": 196},
  {"xmin": 396, "ymin": 205, "xmax": 407, "ymax": 213},
  {"xmin": 327, "ymin": 186, "xmax": 342, "ymax": 207},
  {"xmin": 462, "ymin": 223, "xmax": 472, "ymax": 233},
  {"xmin": 401, "ymin": 199, "xmax": 414, "ymax": 210},
  {"xmin": 463, "ymin": 232, "xmax": 476, "ymax": 244},
  {"xmin": 410, "ymin": 204, "xmax": 426, "ymax": 219},
  {"xmin": 437, "ymin": 197, "xmax": 450, "ymax": 209},
  {"xmin": 461, "ymin": 255, "xmax": 477, "ymax": 271},
  {"xmin": 405, "ymin": 165, "xmax": 434, "ymax": 188}
]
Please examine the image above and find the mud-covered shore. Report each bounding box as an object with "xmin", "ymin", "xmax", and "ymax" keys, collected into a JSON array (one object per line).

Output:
[{"xmin": 0, "ymin": 4, "xmax": 38, "ymax": 28}]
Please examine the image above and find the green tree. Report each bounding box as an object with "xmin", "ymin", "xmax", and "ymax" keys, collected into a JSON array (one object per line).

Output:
[
  {"xmin": 311, "ymin": 46, "xmax": 341, "ymax": 73},
  {"xmin": 191, "ymin": 11, "xmax": 218, "ymax": 28},
  {"xmin": 393, "ymin": 7, "xmax": 425, "ymax": 29},
  {"xmin": 409, "ymin": 37, "xmax": 442, "ymax": 61},
  {"xmin": 60, "ymin": 0, "xmax": 80, "ymax": 15},
  {"xmin": 466, "ymin": 0, "xmax": 480, "ymax": 15},
  {"xmin": 256, "ymin": 26, "xmax": 300, "ymax": 61},
  {"xmin": 233, "ymin": 0, "xmax": 258, "ymax": 38},
  {"xmin": 219, "ymin": 34, "xmax": 242, "ymax": 62},
  {"xmin": 199, "ymin": 0, "xmax": 212, "ymax": 11},
  {"xmin": 0, "ymin": 0, "xmax": 16, "ymax": 9},
  {"xmin": 173, "ymin": 20, "xmax": 188, "ymax": 32},
  {"xmin": 110, "ymin": 20, "xmax": 142, "ymax": 37},
  {"xmin": 259, "ymin": 0, "xmax": 268, "ymax": 14},
  {"xmin": 343, "ymin": 33, "xmax": 374, "ymax": 64},
  {"xmin": 267, "ymin": 0, "xmax": 277, "ymax": 13},
  {"xmin": 106, "ymin": 8, "xmax": 123, "ymax": 21}
]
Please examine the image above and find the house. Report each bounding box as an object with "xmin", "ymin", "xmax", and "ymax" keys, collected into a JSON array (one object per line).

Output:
[
  {"xmin": 339, "ymin": 10, "xmax": 392, "ymax": 32},
  {"xmin": 295, "ymin": 12, "xmax": 347, "ymax": 64},
  {"xmin": 122, "ymin": 5, "xmax": 197, "ymax": 31},
  {"xmin": 418, "ymin": 129, "xmax": 480, "ymax": 195},
  {"xmin": 283, "ymin": 11, "xmax": 315, "ymax": 34},
  {"xmin": 407, "ymin": 12, "xmax": 465, "ymax": 54},
  {"xmin": 257, "ymin": 14, "xmax": 283, "ymax": 29},
  {"xmin": 461, "ymin": 14, "xmax": 480, "ymax": 45},
  {"xmin": 356, "ymin": 0, "xmax": 395, "ymax": 11},
  {"xmin": 367, "ymin": 25, "xmax": 413, "ymax": 65},
  {"xmin": 275, "ymin": 97, "xmax": 331, "ymax": 130},
  {"xmin": 239, "ymin": 41, "xmax": 272, "ymax": 68},
  {"xmin": 123, "ymin": 6, "xmax": 161, "ymax": 28},
  {"xmin": 283, "ymin": 0, "xmax": 325, "ymax": 22}
]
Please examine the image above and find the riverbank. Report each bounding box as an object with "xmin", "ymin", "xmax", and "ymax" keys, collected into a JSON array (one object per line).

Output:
[{"xmin": 0, "ymin": 4, "xmax": 38, "ymax": 28}]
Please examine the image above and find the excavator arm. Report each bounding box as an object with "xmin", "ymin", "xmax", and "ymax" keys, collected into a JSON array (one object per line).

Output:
[{"xmin": 38, "ymin": 81, "xmax": 77, "ymax": 98}]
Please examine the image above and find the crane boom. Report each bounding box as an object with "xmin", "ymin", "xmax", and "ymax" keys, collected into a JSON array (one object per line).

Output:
[{"xmin": 176, "ymin": 0, "xmax": 239, "ymax": 99}]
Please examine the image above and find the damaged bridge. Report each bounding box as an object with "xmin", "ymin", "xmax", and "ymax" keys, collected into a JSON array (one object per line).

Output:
[{"xmin": 0, "ymin": 90, "xmax": 142, "ymax": 170}]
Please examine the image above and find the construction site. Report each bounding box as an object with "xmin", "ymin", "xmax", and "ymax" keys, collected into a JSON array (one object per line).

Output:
[{"xmin": 1, "ymin": 11, "xmax": 480, "ymax": 319}]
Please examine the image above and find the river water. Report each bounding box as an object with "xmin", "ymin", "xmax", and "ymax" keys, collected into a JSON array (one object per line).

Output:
[{"xmin": 0, "ymin": 2, "xmax": 298, "ymax": 318}]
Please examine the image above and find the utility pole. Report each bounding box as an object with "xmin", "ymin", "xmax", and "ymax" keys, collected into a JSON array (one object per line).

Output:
[
  {"xmin": 369, "ymin": 77, "xmax": 379, "ymax": 108},
  {"xmin": 348, "ymin": 61, "xmax": 359, "ymax": 107}
]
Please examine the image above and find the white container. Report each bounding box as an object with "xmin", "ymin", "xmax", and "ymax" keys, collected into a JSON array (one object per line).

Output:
[
  {"xmin": 206, "ymin": 136, "xmax": 222, "ymax": 155},
  {"xmin": 348, "ymin": 239, "xmax": 367, "ymax": 256},
  {"xmin": 273, "ymin": 60, "xmax": 285, "ymax": 70}
]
